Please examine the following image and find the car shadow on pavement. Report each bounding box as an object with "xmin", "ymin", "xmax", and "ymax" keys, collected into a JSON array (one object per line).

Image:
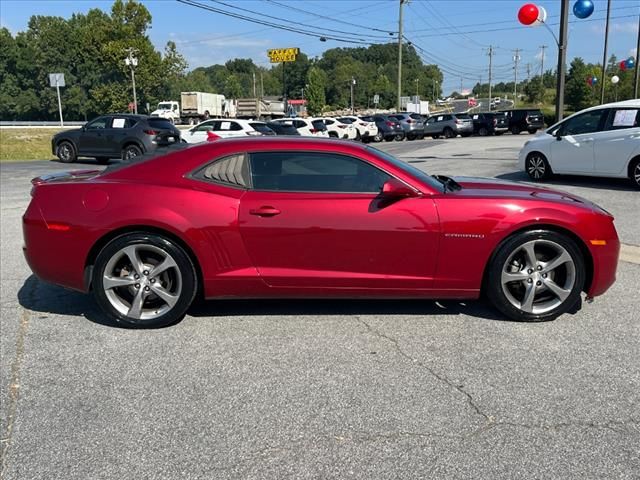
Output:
[
  {"xmin": 18, "ymin": 275, "xmax": 516, "ymax": 327},
  {"xmin": 18, "ymin": 275, "xmax": 119, "ymax": 328},
  {"xmin": 496, "ymin": 171, "xmax": 636, "ymax": 192}
]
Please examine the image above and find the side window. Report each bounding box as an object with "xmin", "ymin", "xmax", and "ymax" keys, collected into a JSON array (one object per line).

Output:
[
  {"xmin": 86, "ymin": 117, "xmax": 109, "ymax": 130},
  {"xmin": 249, "ymin": 152, "xmax": 391, "ymax": 193},
  {"xmin": 561, "ymin": 110, "xmax": 606, "ymax": 136},
  {"xmin": 228, "ymin": 122, "xmax": 243, "ymax": 131},
  {"xmin": 195, "ymin": 121, "xmax": 217, "ymax": 132},
  {"xmin": 293, "ymin": 120, "xmax": 306, "ymax": 128},
  {"xmin": 194, "ymin": 153, "xmax": 249, "ymax": 188},
  {"xmin": 604, "ymin": 109, "xmax": 639, "ymax": 131}
]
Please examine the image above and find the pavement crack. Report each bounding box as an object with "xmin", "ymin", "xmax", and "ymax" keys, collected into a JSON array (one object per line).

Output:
[
  {"xmin": 355, "ymin": 317, "xmax": 494, "ymax": 427},
  {"xmin": 0, "ymin": 307, "xmax": 31, "ymax": 479}
]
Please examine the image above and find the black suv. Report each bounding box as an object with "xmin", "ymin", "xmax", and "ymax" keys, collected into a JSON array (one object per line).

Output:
[
  {"xmin": 52, "ymin": 114, "xmax": 181, "ymax": 163},
  {"xmin": 361, "ymin": 115, "xmax": 404, "ymax": 141},
  {"xmin": 471, "ymin": 112, "xmax": 509, "ymax": 136},
  {"xmin": 505, "ymin": 109, "xmax": 545, "ymax": 134}
]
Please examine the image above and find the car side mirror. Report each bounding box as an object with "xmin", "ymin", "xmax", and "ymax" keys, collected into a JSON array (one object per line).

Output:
[
  {"xmin": 381, "ymin": 179, "xmax": 417, "ymax": 198},
  {"xmin": 555, "ymin": 130, "xmax": 563, "ymax": 141}
]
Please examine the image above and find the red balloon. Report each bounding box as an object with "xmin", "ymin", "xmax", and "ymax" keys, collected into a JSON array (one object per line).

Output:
[
  {"xmin": 619, "ymin": 60, "xmax": 627, "ymax": 71},
  {"xmin": 586, "ymin": 76, "xmax": 592, "ymax": 86},
  {"xmin": 518, "ymin": 3, "xmax": 540, "ymax": 26}
]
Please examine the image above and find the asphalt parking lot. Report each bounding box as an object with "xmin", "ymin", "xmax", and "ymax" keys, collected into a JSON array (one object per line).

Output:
[{"xmin": 1, "ymin": 135, "xmax": 639, "ymax": 479}]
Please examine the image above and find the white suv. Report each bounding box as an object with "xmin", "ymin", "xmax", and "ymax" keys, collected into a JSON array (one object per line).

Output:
[
  {"xmin": 320, "ymin": 117, "xmax": 357, "ymax": 140},
  {"xmin": 338, "ymin": 116, "xmax": 378, "ymax": 142},
  {"xmin": 518, "ymin": 100, "xmax": 640, "ymax": 189},
  {"xmin": 271, "ymin": 118, "xmax": 329, "ymax": 137},
  {"xmin": 183, "ymin": 119, "xmax": 263, "ymax": 143}
]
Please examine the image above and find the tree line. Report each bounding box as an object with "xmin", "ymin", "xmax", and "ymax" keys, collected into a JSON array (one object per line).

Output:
[{"xmin": 0, "ymin": 0, "xmax": 443, "ymax": 121}]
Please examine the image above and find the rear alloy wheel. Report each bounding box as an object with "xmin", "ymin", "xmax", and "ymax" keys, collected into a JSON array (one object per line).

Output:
[
  {"xmin": 486, "ymin": 230, "xmax": 585, "ymax": 322},
  {"xmin": 93, "ymin": 233, "xmax": 197, "ymax": 328},
  {"xmin": 373, "ymin": 132, "xmax": 383, "ymax": 142},
  {"xmin": 56, "ymin": 141, "xmax": 77, "ymax": 163},
  {"xmin": 122, "ymin": 144, "xmax": 142, "ymax": 161},
  {"xmin": 525, "ymin": 152, "xmax": 552, "ymax": 181},
  {"xmin": 630, "ymin": 159, "xmax": 640, "ymax": 189},
  {"xmin": 407, "ymin": 133, "xmax": 416, "ymax": 141},
  {"xmin": 443, "ymin": 127, "xmax": 455, "ymax": 139},
  {"xmin": 394, "ymin": 133, "xmax": 404, "ymax": 141}
]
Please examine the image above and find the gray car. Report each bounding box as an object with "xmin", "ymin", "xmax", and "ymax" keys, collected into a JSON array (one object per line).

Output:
[
  {"xmin": 388, "ymin": 113, "xmax": 425, "ymax": 140},
  {"xmin": 52, "ymin": 114, "xmax": 182, "ymax": 164},
  {"xmin": 424, "ymin": 113, "xmax": 474, "ymax": 139}
]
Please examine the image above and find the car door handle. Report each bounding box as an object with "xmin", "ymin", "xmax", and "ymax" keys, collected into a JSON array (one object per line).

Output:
[{"xmin": 249, "ymin": 206, "xmax": 281, "ymax": 217}]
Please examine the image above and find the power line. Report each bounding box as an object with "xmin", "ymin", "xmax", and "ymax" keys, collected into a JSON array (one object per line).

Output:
[
  {"xmin": 211, "ymin": 0, "xmax": 392, "ymax": 41},
  {"xmin": 263, "ymin": 0, "xmax": 396, "ymax": 35},
  {"xmin": 176, "ymin": 0, "xmax": 380, "ymax": 45}
]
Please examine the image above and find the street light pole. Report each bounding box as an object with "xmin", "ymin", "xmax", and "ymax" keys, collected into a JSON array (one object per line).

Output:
[
  {"xmin": 350, "ymin": 77, "xmax": 356, "ymax": 114},
  {"xmin": 600, "ymin": 0, "xmax": 611, "ymax": 104},
  {"xmin": 634, "ymin": 13, "xmax": 640, "ymax": 98},
  {"xmin": 555, "ymin": 0, "xmax": 570, "ymax": 122},
  {"xmin": 397, "ymin": 0, "xmax": 405, "ymax": 112},
  {"xmin": 124, "ymin": 48, "xmax": 138, "ymax": 114}
]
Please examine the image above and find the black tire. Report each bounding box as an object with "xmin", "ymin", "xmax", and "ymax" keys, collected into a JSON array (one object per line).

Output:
[
  {"xmin": 373, "ymin": 132, "xmax": 383, "ymax": 142},
  {"xmin": 478, "ymin": 127, "xmax": 489, "ymax": 136},
  {"xmin": 418, "ymin": 133, "xmax": 425, "ymax": 140},
  {"xmin": 630, "ymin": 158, "xmax": 640, "ymax": 189},
  {"xmin": 328, "ymin": 132, "xmax": 339, "ymax": 138},
  {"xmin": 407, "ymin": 133, "xmax": 415, "ymax": 141},
  {"xmin": 56, "ymin": 141, "xmax": 77, "ymax": 163},
  {"xmin": 394, "ymin": 133, "xmax": 404, "ymax": 141},
  {"xmin": 92, "ymin": 232, "xmax": 197, "ymax": 328},
  {"xmin": 527, "ymin": 128, "xmax": 538, "ymax": 134},
  {"xmin": 486, "ymin": 230, "xmax": 585, "ymax": 322},
  {"xmin": 355, "ymin": 130, "xmax": 361, "ymax": 141},
  {"xmin": 511, "ymin": 125, "xmax": 521, "ymax": 135},
  {"xmin": 96, "ymin": 157, "xmax": 110, "ymax": 165},
  {"xmin": 525, "ymin": 152, "xmax": 552, "ymax": 181},
  {"xmin": 431, "ymin": 134, "xmax": 440, "ymax": 139},
  {"xmin": 122, "ymin": 144, "xmax": 142, "ymax": 161},
  {"xmin": 443, "ymin": 127, "xmax": 455, "ymax": 139}
]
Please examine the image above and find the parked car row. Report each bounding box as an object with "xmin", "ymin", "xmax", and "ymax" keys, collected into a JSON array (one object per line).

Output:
[{"xmin": 51, "ymin": 108, "xmax": 549, "ymax": 164}]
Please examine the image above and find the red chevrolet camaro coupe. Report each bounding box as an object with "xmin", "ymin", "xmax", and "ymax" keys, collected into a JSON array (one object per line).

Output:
[{"xmin": 23, "ymin": 137, "xmax": 619, "ymax": 328}]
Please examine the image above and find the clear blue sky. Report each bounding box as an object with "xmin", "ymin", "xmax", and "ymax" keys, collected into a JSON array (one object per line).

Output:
[{"xmin": 1, "ymin": 0, "xmax": 638, "ymax": 94}]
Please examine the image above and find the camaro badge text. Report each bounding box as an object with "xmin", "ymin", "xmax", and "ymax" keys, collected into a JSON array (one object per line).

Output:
[{"xmin": 444, "ymin": 233, "xmax": 486, "ymax": 239}]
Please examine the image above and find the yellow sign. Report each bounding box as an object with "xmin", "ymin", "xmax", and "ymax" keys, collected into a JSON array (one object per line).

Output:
[{"xmin": 267, "ymin": 48, "xmax": 299, "ymax": 63}]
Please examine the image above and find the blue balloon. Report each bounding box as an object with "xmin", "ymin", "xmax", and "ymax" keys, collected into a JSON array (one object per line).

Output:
[
  {"xmin": 591, "ymin": 76, "xmax": 598, "ymax": 85},
  {"xmin": 625, "ymin": 57, "xmax": 635, "ymax": 70},
  {"xmin": 573, "ymin": 0, "xmax": 594, "ymax": 19}
]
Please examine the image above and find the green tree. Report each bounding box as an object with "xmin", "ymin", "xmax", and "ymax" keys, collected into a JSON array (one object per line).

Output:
[
  {"xmin": 565, "ymin": 58, "xmax": 594, "ymax": 111},
  {"xmin": 524, "ymin": 76, "xmax": 545, "ymax": 103},
  {"xmin": 305, "ymin": 66, "xmax": 326, "ymax": 116}
]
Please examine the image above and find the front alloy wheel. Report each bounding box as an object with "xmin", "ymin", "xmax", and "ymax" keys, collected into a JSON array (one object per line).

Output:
[
  {"xmin": 93, "ymin": 233, "xmax": 197, "ymax": 328},
  {"xmin": 631, "ymin": 159, "xmax": 640, "ymax": 189},
  {"xmin": 487, "ymin": 231, "xmax": 585, "ymax": 321},
  {"xmin": 526, "ymin": 153, "xmax": 551, "ymax": 180}
]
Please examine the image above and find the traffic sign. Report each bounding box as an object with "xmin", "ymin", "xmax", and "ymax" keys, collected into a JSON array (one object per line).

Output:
[
  {"xmin": 373, "ymin": 94, "xmax": 380, "ymax": 104},
  {"xmin": 267, "ymin": 48, "xmax": 299, "ymax": 63},
  {"xmin": 49, "ymin": 73, "xmax": 65, "ymax": 88}
]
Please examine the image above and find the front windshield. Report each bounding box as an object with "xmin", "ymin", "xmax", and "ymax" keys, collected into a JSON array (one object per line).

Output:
[
  {"xmin": 366, "ymin": 146, "xmax": 444, "ymax": 192},
  {"xmin": 158, "ymin": 103, "xmax": 172, "ymax": 109}
]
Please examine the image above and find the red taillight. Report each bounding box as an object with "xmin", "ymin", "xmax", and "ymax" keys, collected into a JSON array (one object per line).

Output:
[
  {"xmin": 144, "ymin": 129, "xmax": 159, "ymax": 135},
  {"xmin": 455, "ymin": 120, "xmax": 462, "ymax": 124},
  {"xmin": 359, "ymin": 122, "xmax": 367, "ymax": 126},
  {"xmin": 406, "ymin": 119, "xmax": 413, "ymax": 123},
  {"xmin": 309, "ymin": 128, "xmax": 318, "ymax": 133},
  {"xmin": 337, "ymin": 125, "xmax": 346, "ymax": 128},
  {"xmin": 385, "ymin": 121, "xmax": 394, "ymax": 126}
]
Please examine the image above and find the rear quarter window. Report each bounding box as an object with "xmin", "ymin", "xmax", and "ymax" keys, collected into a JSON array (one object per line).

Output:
[
  {"xmin": 147, "ymin": 118, "xmax": 174, "ymax": 129},
  {"xmin": 311, "ymin": 119, "xmax": 327, "ymax": 130}
]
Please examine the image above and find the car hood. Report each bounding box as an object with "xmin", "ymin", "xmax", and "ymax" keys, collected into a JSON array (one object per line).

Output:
[
  {"xmin": 451, "ymin": 176, "xmax": 607, "ymax": 213},
  {"xmin": 55, "ymin": 128, "xmax": 83, "ymax": 138}
]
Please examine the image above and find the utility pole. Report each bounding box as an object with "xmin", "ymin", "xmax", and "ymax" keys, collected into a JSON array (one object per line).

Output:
[
  {"xmin": 555, "ymin": 0, "xmax": 569, "ymax": 122},
  {"xmin": 513, "ymin": 48, "xmax": 521, "ymax": 105},
  {"xmin": 526, "ymin": 63, "xmax": 531, "ymax": 82},
  {"xmin": 260, "ymin": 71, "xmax": 264, "ymax": 98},
  {"xmin": 124, "ymin": 48, "xmax": 138, "ymax": 114},
  {"xmin": 397, "ymin": 0, "xmax": 406, "ymax": 112},
  {"xmin": 634, "ymin": 13, "xmax": 640, "ymax": 98},
  {"xmin": 350, "ymin": 77, "xmax": 356, "ymax": 114},
  {"xmin": 253, "ymin": 72, "xmax": 257, "ymax": 97},
  {"xmin": 600, "ymin": 0, "xmax": 611, "ymax": 104},
  {"xmin": 415, "ymin": 78, "xmax": 419, "ymax": 97},
  {"xmin": 487, "ymin": 45, "xmax": 493, "ymax": 111},
  {"xmin": 539, "ymin": 45, "xmax": 547, "ymax": 85}
]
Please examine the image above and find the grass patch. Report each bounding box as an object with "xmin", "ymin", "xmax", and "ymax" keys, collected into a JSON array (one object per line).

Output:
[{"xmin": 0, "ymin": 128, "xmax": 58, "ymax": 162}]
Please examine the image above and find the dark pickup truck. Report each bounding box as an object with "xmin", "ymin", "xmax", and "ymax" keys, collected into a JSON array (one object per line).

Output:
[
  {"xmin": 505, "ymin": 108, "xmax": 545, "ymax": 134},
  {"xmin": 471, "ymin": 112, "xmax": 509, "ymax": 136}
]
